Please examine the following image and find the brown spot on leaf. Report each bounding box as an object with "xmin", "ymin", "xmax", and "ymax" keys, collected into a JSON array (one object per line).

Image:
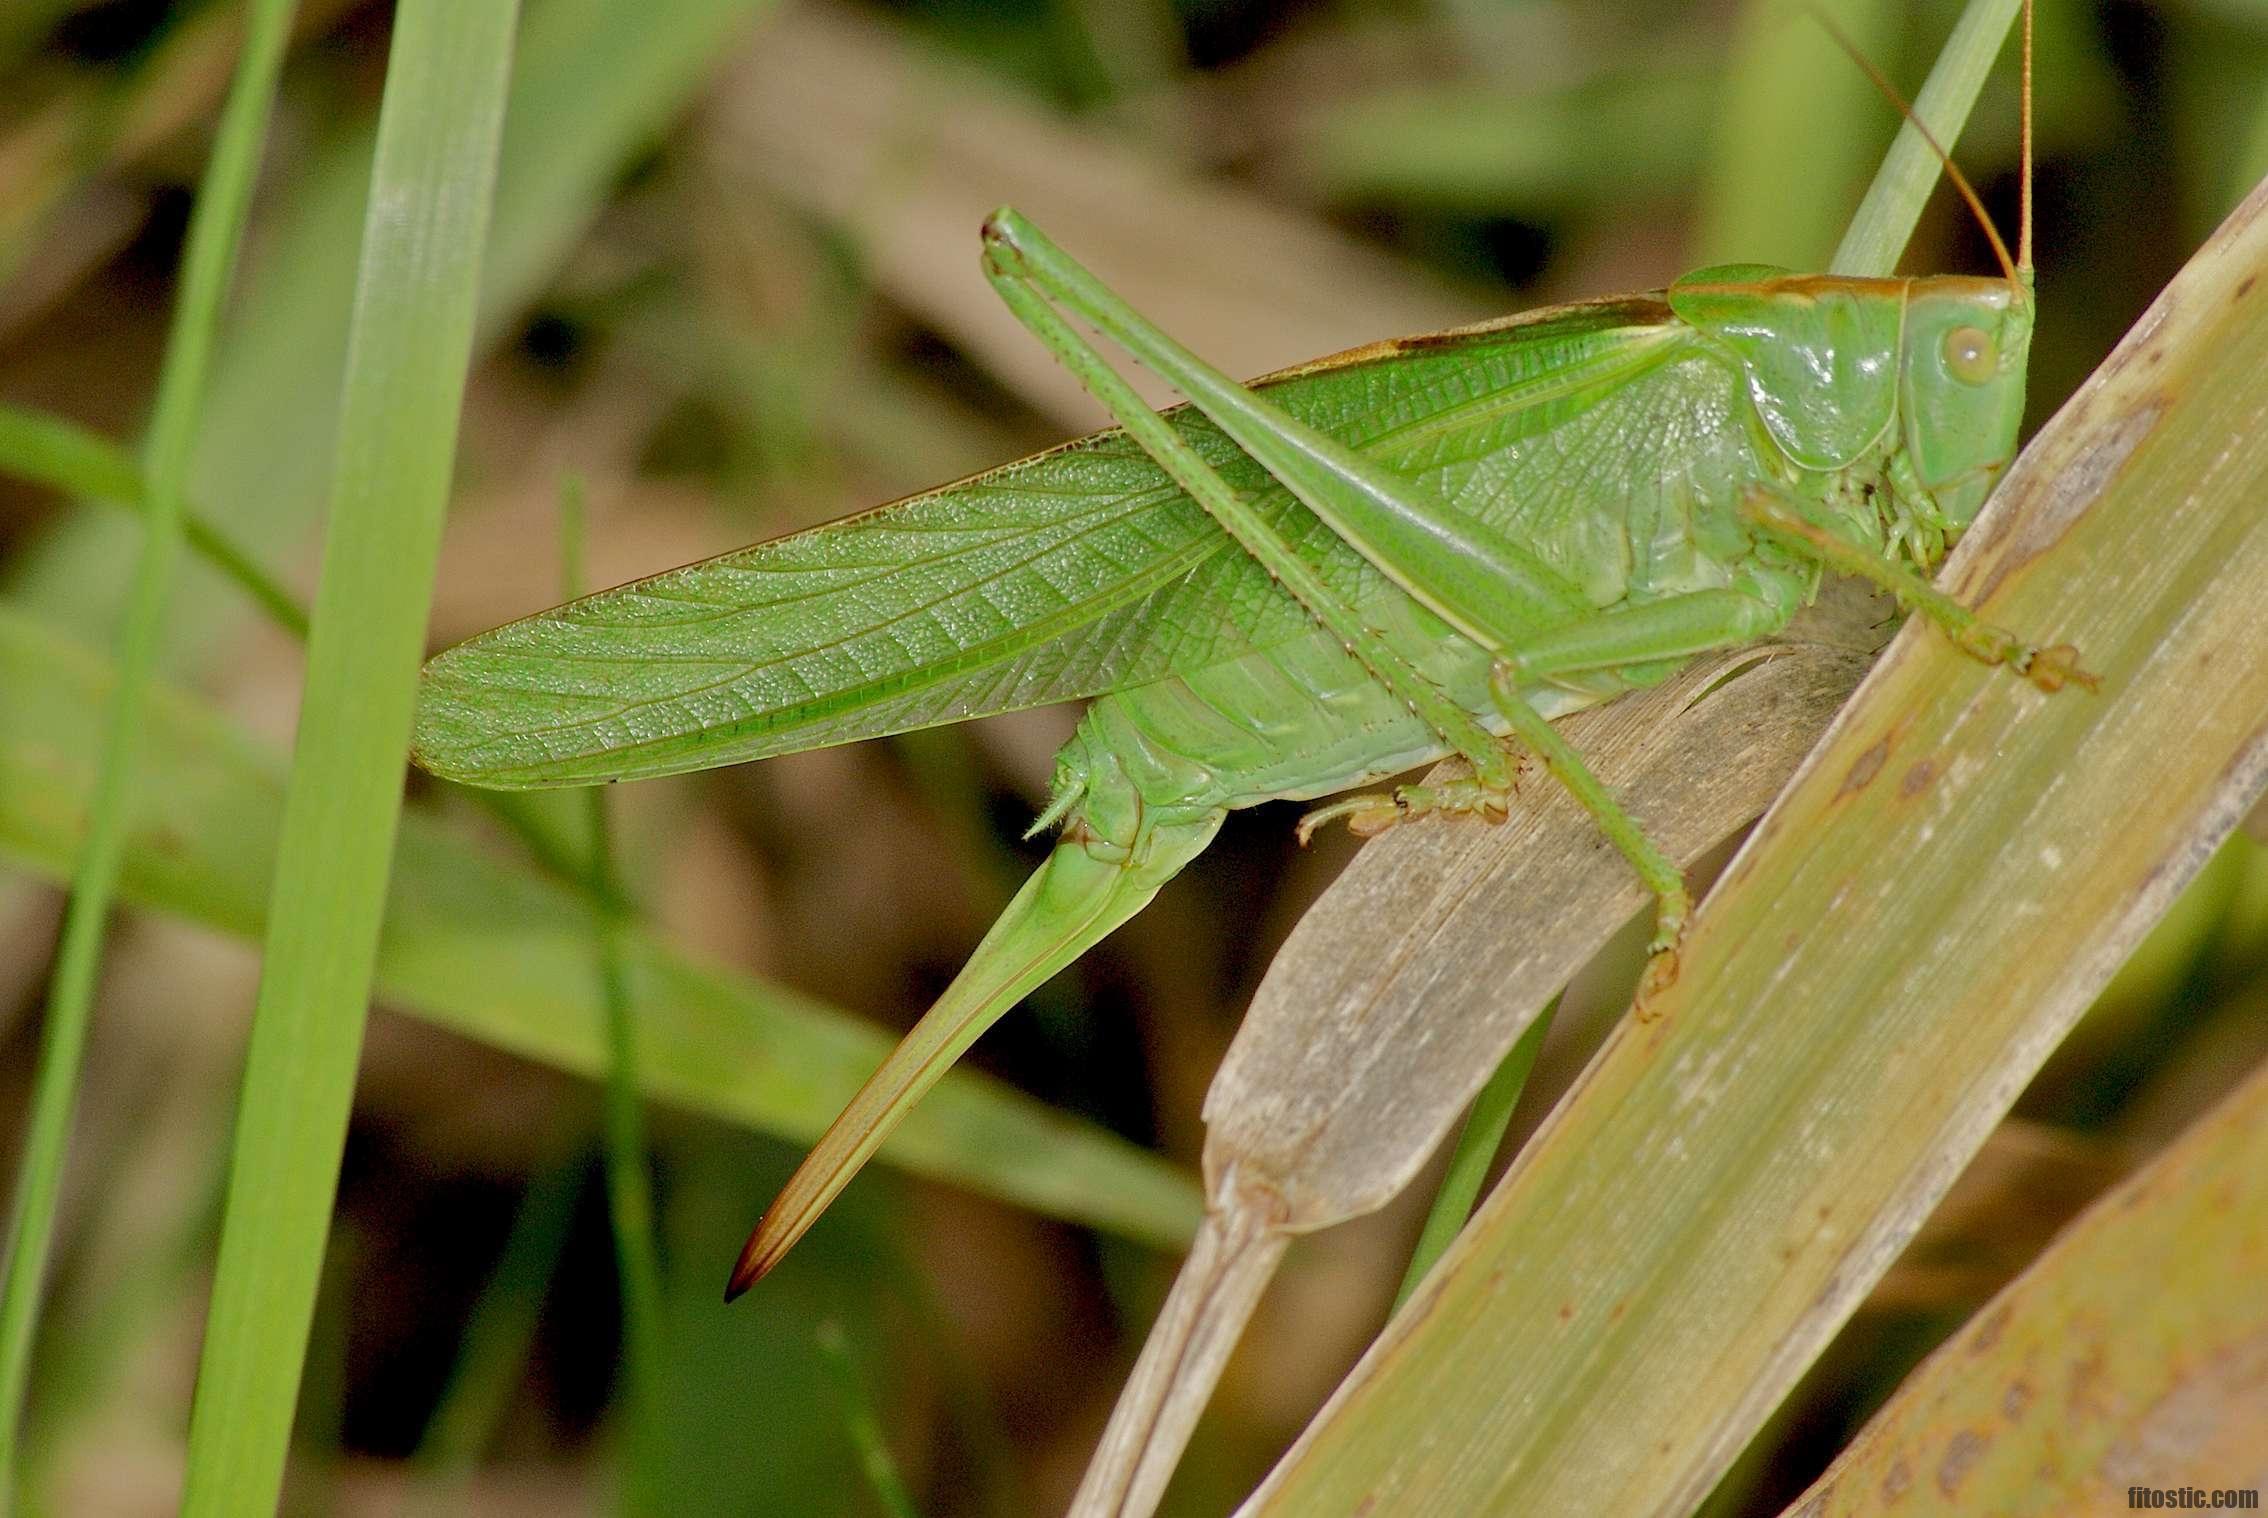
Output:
[
  {"xmin": 1971, "ymin": 1303, "xmax": 2012, "ymax": 1353},
  {"xmin": 1882, "ymin": 1457, "xmax": 1913, "ymax": 1501},
  {"xmin": 1936, "ymin": 1429, "xmax": 1988, "ymax": 1497},
  {"xmin": 2068, "ymin": 1344, "xmax": 2110, "ymax": 1417},
  {"xmin": 2239, "ymin": 273, "xmax": 2257, "ymax": 300},
  {"xmin": 2004, "ymin": 1377, "xmax": 2034, "ymax": 1420},
  {"xmin": 1900, "ymin": 758, "xmax": 1937, "ymax": 799},
  {"xmin": 1841, "ymin": 739, "xmax": 1890, "ymax": 798}
]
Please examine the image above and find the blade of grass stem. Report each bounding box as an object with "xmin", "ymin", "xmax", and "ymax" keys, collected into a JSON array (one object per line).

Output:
[
  {"xmin": 178, "ymin": 6, "xmax": 521, "ymax": 1510},
  {"xmin": 1832, "ymin": 0, "xmax": 2025, "ymax": 275},
  {"xmin": 413, "ymin": 1157, "xmax": 586, "ymax": 1490},
  {"xmin": 556, "ymin": 477, "xmax": 665, "ymax": 1511},
  {"xmin": 7, "ymin": 0, "xmax": 775, "ymax": 665},
  {"xmin": 0, "ymin": 0, "xmax": 297, "ymax": 1493},
  {"xmin": 1694, "ymin": 0, "xmax": 1901, "ymax": 268},
  {"xmin": 1389, "ymin": 999, "xmax": 1554, "ymax": 1314},
  {"xmin": 817, "ymin": 1321, "xmax": 922, "ymax": 1518},
  {"xmin": 0, "ymin": 404, "xmax": 307, "ymax": 638}
]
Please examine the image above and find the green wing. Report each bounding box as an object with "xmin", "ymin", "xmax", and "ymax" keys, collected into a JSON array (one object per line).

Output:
[{"xmin": 413, "ymin": 299, "xmax": 1684, "ymax": 788}]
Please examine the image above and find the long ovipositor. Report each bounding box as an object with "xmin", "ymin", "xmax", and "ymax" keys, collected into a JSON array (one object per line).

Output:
[{"xmin": 415, "ymin": 237, "xmax": 2037, "ymax": 1295}]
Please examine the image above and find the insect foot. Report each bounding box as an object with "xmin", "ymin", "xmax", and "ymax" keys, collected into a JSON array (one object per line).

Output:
[
  {"xmin": 1297, "ymin": 776, "xmax": 1514, "ymax": 845},
  {"xmin": 2012, "ymin": 640, "xmax": 2101, "ymax": 695},
  {"xmin": 1952, "ymin": 621, "xmax": 2102, "ymax": 694},
  {"xmin": 1634, "ymin": 946, "xmax": 1682, "ymax": 1018},
  {"xmin": 1631, "ymin": 885, "xmax": 1693, "ymax": 1020},
  {"xmin": 1296, "ymin": 791, "xmax": 1403, "ymax": 845}
]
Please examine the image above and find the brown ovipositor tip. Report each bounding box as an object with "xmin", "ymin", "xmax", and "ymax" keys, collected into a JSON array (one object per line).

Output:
[{"xmin": 724, "ymin": 1214, "xmax": 787, "ymax": 1302}]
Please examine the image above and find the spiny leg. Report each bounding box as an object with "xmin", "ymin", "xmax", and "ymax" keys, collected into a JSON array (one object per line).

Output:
[
  {"xmin": 1473, "ymin": 581, "xmax": 1804, "ymax": 994},
  {"xmin": 1312, "ymin": 577, "xmax": 1802, "ymax": 930},
  {"xmin": 1486, "ymin": 665, "xmax": 1691, "ymax": 998},
  {"xmin": 981, "ymin": 210, "xmax": 1595, "ymax": 651},
  {"xmin": 1739, "ymin": 484, "xmax": 2098, "ymax": 692},
  {"xmin": 980, "ymin": 211, "xmax": 1515, "ymax": 794}
]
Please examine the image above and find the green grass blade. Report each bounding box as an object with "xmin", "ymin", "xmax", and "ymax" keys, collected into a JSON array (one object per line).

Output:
[
  {"xmin": 0, "ymin": 403, "xmax": 308, "ymax": 637},
  {"xmin": 178, "ymin": 6, "xmax": 521, "ymax": 1509},
  {"xmin": 1389, "ymin": 999, "xmax": 1552, "ymax": 1314},
  {"xmin": 1779, "ymin": 1060, "xmax": 2268, "ymax": 1515},
  {"xmin": 0, "ymin": 0, "xmax": 297, "ymax": 1487},
  {"xmin": 411, "ymin": 1157, "xmax": 585, "ymax": 1486},
  {"xmin": 1243, "ymin": 165, "xmax": 2268, "ymax": 1518},
  {"xmin": 0, "ymin": 604, "xmax": 1200, "ymax": 1248},
  {"xmin": 1694, "ymin": 0, "xmax": 1902, "ymax": 269},
  {"xmin": 555, "ymin": 480, "xmax": 667, "ymax": 1511},
  {"xmin": 5, "ymin": 0, "xmax": 775, "ymax": 666},
  {"xmin": 1832, "ymin": 0, "xmax": 2026, "ymax": 277},
  {"xmin": 816, "ymin": 1321, "xmax": 922, "ymax": 1518}
]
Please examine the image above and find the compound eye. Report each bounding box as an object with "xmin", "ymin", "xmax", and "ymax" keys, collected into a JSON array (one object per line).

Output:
[{"xmin": 1942, "ymin": 324, "xmax": 1996, "ymax": 384}]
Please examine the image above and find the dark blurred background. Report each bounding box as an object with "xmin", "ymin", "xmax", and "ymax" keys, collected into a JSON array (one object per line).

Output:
[{"xmin": 0, "ymin": 0, "xmax": 2263, "ymax": 1513}]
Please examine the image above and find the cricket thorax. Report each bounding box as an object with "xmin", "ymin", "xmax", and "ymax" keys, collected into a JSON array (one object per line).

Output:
[{"xmin": 1668, "ymin": 268, "xmax": 2030, "ymax": 576}]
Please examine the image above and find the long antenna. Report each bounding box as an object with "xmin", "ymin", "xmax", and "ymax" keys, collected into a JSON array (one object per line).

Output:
[{"xmin": 1810, "ymin": 4, "xmax": 2022, "ymax": 289}]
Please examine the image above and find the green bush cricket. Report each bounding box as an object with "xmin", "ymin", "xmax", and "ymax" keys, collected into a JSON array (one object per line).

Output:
[{"xmin": 411, "ymin": 1, "xmax": 2087, "ymax": 1298}]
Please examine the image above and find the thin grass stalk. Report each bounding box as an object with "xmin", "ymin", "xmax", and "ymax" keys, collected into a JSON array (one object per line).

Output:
[
  {"xmin": 412, "ymin": 1157, "xmax": 585, "ymax": 1493},
  {"xmin": 177, "ymin": 5, "xmax": 520, "ymax": 1510},
  {"xmin": 556, "ymin": 479, "xmax": 666, "ymax": 1508},
  {"xmin": 1694, "ymin": 0, "xmax": 1901, "ymax": 268},
  {"xmin": 1832, "ymin": 0, "xmax": 2023, "ymax": 275},
  {"xmin": 817, "ymin": 1322, "xmax": 921, "ymax": 1518},
  {"xmin": 1390, "ymin": 999, "xmax": 1554, "ymax": 1313},
  {"xmin": 0, "ymin": 405, "xmax": 308, "ymax": 637},
  {"xmin": 0, "ymin": 0, "xmax": 298, "ymax": 1493}
]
